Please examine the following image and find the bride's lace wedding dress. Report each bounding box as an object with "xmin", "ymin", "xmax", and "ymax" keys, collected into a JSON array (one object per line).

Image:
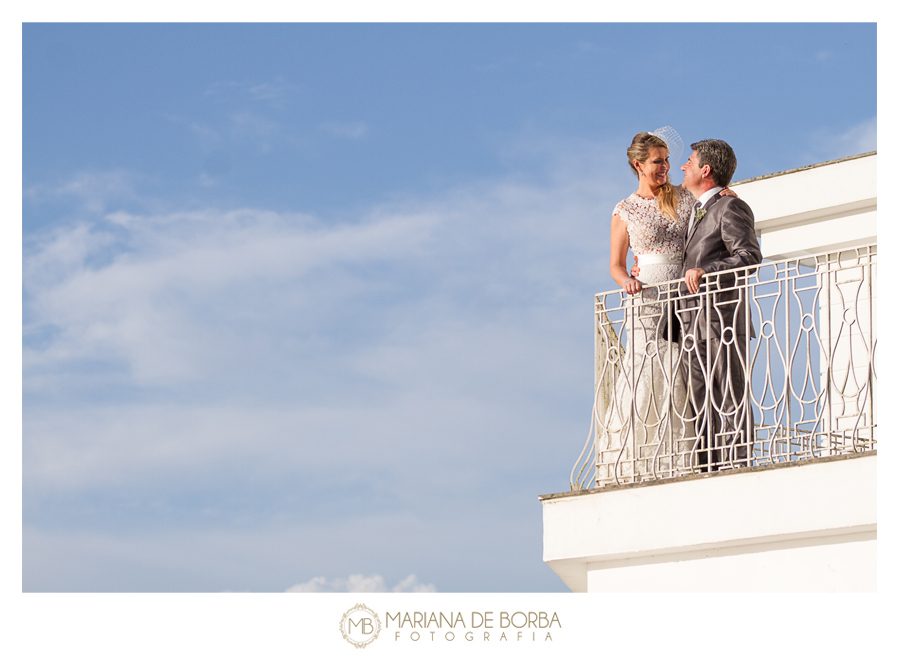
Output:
[{"xmin": 595, "ymin": 186, "xmax": 696, "ymax": 485}]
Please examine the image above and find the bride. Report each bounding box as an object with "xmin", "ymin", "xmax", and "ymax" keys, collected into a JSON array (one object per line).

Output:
[{"xmin": 595, "ymin": 128, "xmax": 700, "ymax": 485}]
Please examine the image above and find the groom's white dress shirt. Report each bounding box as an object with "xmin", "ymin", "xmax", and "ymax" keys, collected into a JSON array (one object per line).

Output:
[{"xmin": 697, "ymin": 186, "xmax": 723, "ymax": 208}]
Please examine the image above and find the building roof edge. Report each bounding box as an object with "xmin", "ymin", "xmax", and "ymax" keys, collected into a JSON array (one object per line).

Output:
[{"xmin": 732, "ymin": 151, "xmax": 877, "ymax": 186}]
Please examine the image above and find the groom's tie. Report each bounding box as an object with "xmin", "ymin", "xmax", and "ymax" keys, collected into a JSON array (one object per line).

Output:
[{"xmin": 689, "ymin": 201, "xmax": 702, "ymax": 231}]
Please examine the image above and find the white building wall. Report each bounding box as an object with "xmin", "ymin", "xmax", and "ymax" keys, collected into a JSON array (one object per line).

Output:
[{"xmin": 733, "ymin": 152, "xmax": 876, "ymax": 260}]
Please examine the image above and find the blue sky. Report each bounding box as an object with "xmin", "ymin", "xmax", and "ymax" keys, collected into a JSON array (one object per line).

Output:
[{"xmin": 21, "ymin": 22, "xmax": 876, "ymax": 592}]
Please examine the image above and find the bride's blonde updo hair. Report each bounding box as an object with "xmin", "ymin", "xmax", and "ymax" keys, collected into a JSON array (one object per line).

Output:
[{"xmin": 627, "ymin": 132, "xmax": 678, "ymax": 220}]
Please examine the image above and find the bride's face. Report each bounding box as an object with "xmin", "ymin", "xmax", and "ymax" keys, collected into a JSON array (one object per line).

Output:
[{"xmin": 637, "ymin": 146, "xmax": 670, "ymax": 187}]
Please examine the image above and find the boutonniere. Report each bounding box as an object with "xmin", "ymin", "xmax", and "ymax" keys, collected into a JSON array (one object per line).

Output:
[{"xmin": 695, "ymin": 208, "xmax": 707, "ymax": 223}]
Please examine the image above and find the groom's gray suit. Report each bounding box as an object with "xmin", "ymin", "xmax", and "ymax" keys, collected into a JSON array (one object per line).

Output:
[{"xmin": 674, "ymin": 191, "xmax": 762, "ymax": 470}]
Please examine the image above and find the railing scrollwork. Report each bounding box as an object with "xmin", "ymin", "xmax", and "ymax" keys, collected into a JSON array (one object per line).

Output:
[{"xmin": 571, "ymin": 244, "xmax": 876, "ymax": 490}]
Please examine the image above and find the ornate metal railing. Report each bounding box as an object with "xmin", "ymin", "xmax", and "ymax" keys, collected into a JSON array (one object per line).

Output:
[{"xmin": 571, "ymin": 244, "xmax": 876, "ymax": 490}]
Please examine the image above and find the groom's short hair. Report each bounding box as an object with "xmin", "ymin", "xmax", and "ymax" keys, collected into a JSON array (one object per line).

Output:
[{"xmin": 691, "ymin": 139, "xmax": 737, "ymax": 187}]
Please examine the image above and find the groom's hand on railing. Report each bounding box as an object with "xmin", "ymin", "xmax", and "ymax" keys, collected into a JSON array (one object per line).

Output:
[{"xmin": 685, "ymin": 268, "xmax": 706, "ymax": 294}]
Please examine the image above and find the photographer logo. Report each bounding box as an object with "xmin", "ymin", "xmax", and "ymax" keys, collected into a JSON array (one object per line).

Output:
[{"xmin": 339, "ymin": 603, "xmax": 382, "ymax": 648}]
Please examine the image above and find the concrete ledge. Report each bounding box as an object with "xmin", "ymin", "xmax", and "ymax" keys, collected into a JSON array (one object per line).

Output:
[{"xmin": 541, "ymin": 453, "xmax": 876, "ymax": 592}]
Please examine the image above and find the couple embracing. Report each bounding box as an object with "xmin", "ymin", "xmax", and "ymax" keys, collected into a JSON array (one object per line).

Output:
[{"xmin": 598, "ymin": 129, "xmax": 761, "ymax": 485}]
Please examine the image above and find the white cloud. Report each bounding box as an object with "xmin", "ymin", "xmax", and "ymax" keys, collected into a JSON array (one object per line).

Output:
[
  {"xmin": 25, "ymin": 170, "xmax": 138, "ymax": 213},
  {"xmin": 23, "ymin": 513, "xmax": 546, "ymax": 593},
  {"xmin": 23, "ymin": 139, "xmax": 625, "ymax": 570},
  {"xmin": 837, "ymin": 117, "xmax": 877, "ymax": 154},
  {"xmin": 286, "ymin": 574, "xmax": 437, "ymax": 593},
  {"xmin": 392, "ymin": 574, "xmax": 438, "ymax": 593},
  {"xmin": 808, "ymin": 117, "xmax": 876, "ymax": 162},
  {"xmin": 205, "ymin": 78, "xmax": 297, "ymax": 108},
  {"xmin": 286, "ymin": 574, "xmax": 388, "ymax": 592},
  {"xmin": 320, "ymin": 120, "xmax": 368, "ymax": 139},
  {"xmin": 170, "ymin": 78, "xmax": 299, "ymax": 154},
  {"xmin": 229, "ymin": 112, "xmax": 281, "ymax": 151},
  {"xmin": 247, "ymin": 79, "xmax": 293, "ymax": 104},
  {"xmin": 188, "ymin": 121, "xmax": 222, "ymax": 147},
  {"xmin": 284, "ymin": 573, "xmax": 435, "ymax": 593},
  {"xmin": 24, "ymin": 136, "xmax": 620, "ymax": 394},
  {"xmin": 24, "ymin": 206, "xmax": 437, "ymax": 385}
]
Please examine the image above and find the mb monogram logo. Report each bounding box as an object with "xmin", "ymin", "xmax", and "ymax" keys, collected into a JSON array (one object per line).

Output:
[{"xmin": 339, "ymin": 603, "xmax": 382, "ymax": 648}]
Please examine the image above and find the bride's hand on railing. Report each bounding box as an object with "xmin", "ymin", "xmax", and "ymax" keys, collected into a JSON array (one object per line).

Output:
[{"xmin": 622, "ymin": 276, "xmax": 642, "ymax": 295}]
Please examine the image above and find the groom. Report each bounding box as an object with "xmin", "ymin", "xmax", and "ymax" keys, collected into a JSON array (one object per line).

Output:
[{"xmin": 674, "ymin": 139, "xmax": 762, "ymax": 471}]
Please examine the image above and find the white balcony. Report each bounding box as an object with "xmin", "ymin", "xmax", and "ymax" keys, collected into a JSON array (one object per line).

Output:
[{"xmin": 542, "ymin": 153, "xmax": 877, "ymax": 593}]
